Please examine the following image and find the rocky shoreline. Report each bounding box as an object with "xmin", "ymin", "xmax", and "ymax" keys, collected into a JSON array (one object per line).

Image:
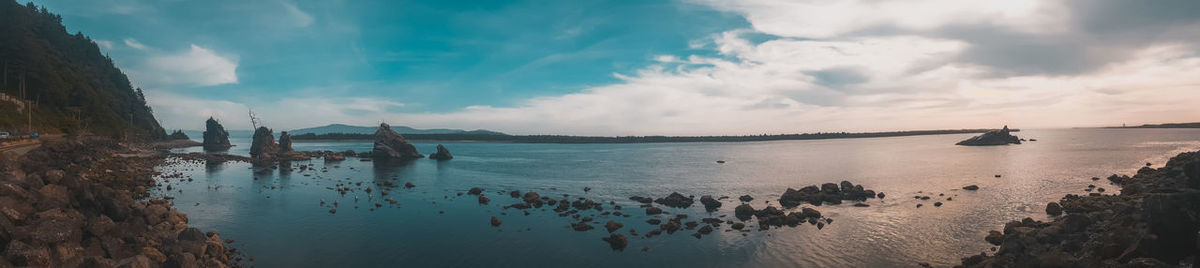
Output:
[
  {"xmin": 957, "ymin": 150, "xmax": 1200, "ymax": 267},
  {"xmin": 0, "ymin": 138, "xmax": 242, "ymax": 267}
]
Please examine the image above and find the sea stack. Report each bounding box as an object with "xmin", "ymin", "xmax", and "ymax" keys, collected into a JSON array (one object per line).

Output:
[
  {"xmin": 955, "ymin": 125, "xmax": 1021, "ymax": 146},
  {"xmin": 279, "ymin": 131, "xmax": 294, "ymax": 152},
  {"xmin": 202, "ymin": 117, "xmax": 232, "ymax": 151},
  {"xmin": 249, "ymin": 127, "xmax": 281, "ymax": 161},
  {"xmin": 429, "ymin": 144, "xmax": 453, "ymax": 160},
  {"xmin": 371, "ymin": 123, "xmax": 423, "ymax": 160}
]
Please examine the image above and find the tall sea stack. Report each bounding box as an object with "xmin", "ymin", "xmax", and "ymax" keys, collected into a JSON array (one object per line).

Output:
[
  {"xmin": 249, "ymin": 127, "xmax": 280, "ymax": 161},
  {"xmin": 202, "ymin": 117, "xmax": 232, "ymax": 151},
  {"xmin": 279, "ymin": 131, "xmax": 294, "ymax": 152},
  {"xmin": 372, "ymin": 123, "xmax": 423, "ymax": 160}
]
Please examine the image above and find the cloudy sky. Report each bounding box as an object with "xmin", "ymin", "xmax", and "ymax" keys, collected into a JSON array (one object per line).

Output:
[{"xmin": 33, "ymin": 0, "xmax": 1200, "ymax": 135}]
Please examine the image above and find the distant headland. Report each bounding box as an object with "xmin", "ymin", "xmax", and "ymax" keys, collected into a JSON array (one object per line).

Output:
[{"xmin": 289, "ymin": 128, "xmax": 1016, "ymax": 144}]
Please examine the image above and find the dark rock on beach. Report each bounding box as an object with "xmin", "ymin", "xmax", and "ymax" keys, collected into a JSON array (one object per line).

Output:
[
  {"xmin": 955, "ymin": 125, "xmax": 1021, "ymax": 146},
  {"xmin": 959, "ymin": 149, "xmax": 1200, "ymax": 267}
]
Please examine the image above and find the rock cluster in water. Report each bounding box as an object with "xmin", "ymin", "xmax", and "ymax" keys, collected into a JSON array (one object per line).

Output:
[
  {"xmin": 958, "ymin": 150, "xmax": 1200, "ymax": 267},
  {"xmin": 202, "ymin": 117, "xmax": 232, "ymax": 151},
  {"xmin": 249, "ymin": 127, "xmax": 281, "ymax": 163},
  {"xmin": 778, "ymin": 181, "xmax": 878, "ymax": 207},
  {"xmin": 0, "ymin": 138, "xmax": 240, "ymax": 267},
  {"xmin": 371, "ymin": 123, "xmax": 423, "ymax": 160},
  {"xmin": 955, "ymin": 126, "xmax": 1021, "ymax": 146},
  {"xmin": 428, "ymin": 144, "xmax": 453, "ymax": 160}
]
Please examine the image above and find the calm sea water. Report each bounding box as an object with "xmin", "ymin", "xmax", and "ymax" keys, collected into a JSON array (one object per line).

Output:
[{"xmin": 157, "ymin": 128, "xmax": 1200, "ymax": 267}]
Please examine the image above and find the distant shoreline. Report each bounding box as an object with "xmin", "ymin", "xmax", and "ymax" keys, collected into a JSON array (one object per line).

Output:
[
  {"xmin": 1096, "ymin": 122, "xmax": 1200, "ymax": 129},
  {"xmin": 291, "ymin": 128, "xmax": 1012, "ymax": 144}
]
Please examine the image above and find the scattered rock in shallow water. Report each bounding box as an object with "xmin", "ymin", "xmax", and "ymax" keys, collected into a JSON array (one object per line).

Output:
[
  {"xmin": 731, "ymin": 222, "xmax": 745, "ymax": 230},
  {"xmin": 877, "ymin": 192, "xmax": 885, "ymax": 199},
  {"xmin": 510, "ymin": 191, "xmax": 520, "ymax": 198},
  {"xmin": 405, "ymin": 182, "xmax": 415, "ymax": 188},
  {"xmin": 655, "ymin": 192, "xmax": 695, "ymax": 208},
  {"xmin": 329, "ymin": 209, "xmax": 336, "ymax": 214},
  {"xmin": 698, "ymin": 225, "xmax": 713, "ymax": 234},
  {"xmin": 478, "ymin": 195, "xmax": 491, "ymax": 205},
  {"xmin": 468, "ymin": 187, "xmax": 484, "ymax": 195},
  {"xmin": 645, "ymin": 206, "xmax": 664, "ymax": 215},
  {"xmin": 602, "ymin": 234, "xmax": 628, "ymax": 251},
  {"xmin": 916, "ymin": 204, "xmax": 923, "ymax": 208},
  {"xmin": 778, "ymin": 181, "xmax": 877, "ymax": 207},
  {"xmin": 629, "ymin": 196, "xmax": 653, "ymax": 204},
  {"xmin": 605, "ymin": 221, "xmax": 624, "ymax": 233},
  {"xmin": 934, "ymin": 202, "xmax": 943, "ymax": 207},
  {"xmin": 1045, "ymin": 202, "xmax": 1063, "ymax": 216},
  {"xmin": 491, "ymin": 216, "xmax": 502, "ymax": 227},
  {"xmin": 853, "ymin": 203, "xmax": 870, "ymax": 207},
  {"xmin": 734, "ymin": 204, "xmax": 756, "ymax": 221},
  {"xmin": 646, "ymin": 219, "xmax": 661, "ymax": 225},
  {"xmin": 572, "ymin": 222, "xmax": 594, "ymax": 231},
  {"xmin": 962, "ymin": 185, "xmax": 980, "ymax": 191},
  {"xmin": 700, "ymin": 195, "xmax": 721, "ymax": 211},
  {"xmin": 739, "ymin": 195, "xmax": 754, "ymax": 202}
]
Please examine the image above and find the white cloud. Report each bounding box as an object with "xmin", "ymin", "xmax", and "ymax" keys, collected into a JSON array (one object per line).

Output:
[
  {"xmin": 95, "ymin": 39, "xmax": 113, "ymax": 49},
  {"xmin": 130, "ymin": 44, "xmax": 238, "ymax": 88},
  {"xmin": 123, "ymin": 38, "xmax": 147, "ymax": 50},
  {"xmin": 280, "ymin": 0, "xmax": 313, "ymax": 27}
]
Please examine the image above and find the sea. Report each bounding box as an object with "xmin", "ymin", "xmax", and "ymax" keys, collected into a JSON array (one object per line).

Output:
[{"xmin": 156, "ymin": 128, "xmax": 1200, "ymax": 267}]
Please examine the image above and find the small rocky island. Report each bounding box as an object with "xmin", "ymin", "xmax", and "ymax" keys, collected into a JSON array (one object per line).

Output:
[
  {"xmin": 955, "ymin": 126, "xmax": 1021, "ymax": 146},
  {"xmin": 371, "ymin": 123, "xmax": 423, "ymax": 160},
  {"xmin": 202, "ymin": 117, "xmax": 232, "ymax": 151},
  {"xmin": 429, "ymin": 144, "xmax": 453, "ymax": 160}
]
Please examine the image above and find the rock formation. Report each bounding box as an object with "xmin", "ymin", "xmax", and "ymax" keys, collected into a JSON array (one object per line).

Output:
[
  {"xmin": 955, "ymin": 126, "xmax": 1021, "ymax": 146},
  {"xmin": 960, "ymin": 150, "xmax": 1200, "ymax": 267},
  {"xmin": 201, "ymin": 117, "xmax": 232, "ymax": 151},
  {"xmin": 278, "ymin": 131, "xmax": 294, "ymax": 152},
  {"xmin": 428, "ymin": 144, "xmax": 453, "ymax": 160},
  {"xmin": 249, "ymin": 127, "xmax": 280, "ymax": 162},
  {"xmin": 778, "ymin": 181, "xmax": 878, "ymax": 207},
  {"xmin": 168, "ymin": 130, "xmax": 189, "ymax": 140},
  {"xmin": 371, "ymin": 123, "xmax": 422, "ymax": 160}
]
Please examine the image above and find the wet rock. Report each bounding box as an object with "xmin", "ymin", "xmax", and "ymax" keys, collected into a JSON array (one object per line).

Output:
[
  {"xmin": 572, "ymin": 222, "xmax": 594, "ymax": 231},
  {"xmin": 1045, "ymin": 202, "xmax": 1063, "ymax": 216},
  {"xmin": 278, "ymin": 131, "xmax": 295, "ymax": 152},
  {"xmin": 510, "ymin": 191, "xmax": 520, "ymax": 198},
  {"xmin": 985, "ymin": 231, "xmax": 1003, "ymax": 245},
  {"xmin": 645, "ymin": 206, "xmax": 663, "ymax": 215},
  {"xmin": 522, "ymin": 192, "xmax": 541, "ymax": 203},
  {"xmin": 955, "ymin": 126, "xmax": 1021, "ymax": 146},
  {"xmin": 371, "ymin": 123, "xmax": 423, "ymax": 160},
  {"xmin": 478, "ymin": 195, "xmax": 491, "ymax": 205},
  {"xmin": 962, "ymin": 185, "xmax": 980, "ymax": 191},
  {"xmin": 700, "ymin": 195, "xmax": 721, "ymax": 211},
  {"xmin": 779, "ymin": 181, "xmax": 877, "ymax": 207},
  {"xmin": 491, "ymin": 216, "xmax": 502, "ymax": 227},
  {"xmin": 646, "ymin": 219, "xmax": 661, "ymax": 225},
  {"xmin": 202, "ymin": 117, "xmax": 232, "ymax": 151},
  {"xmin": 934, "ymin": 202, "xmax": 943, "ymax": 207},
  {"xmin": 602, "ymin": 234, "xmax": 628, "ymax": 251},
  {"xmin": 738, "ymin": 195, "xmax": 753, "ymax": 202},
  {"xmin": 605, "ymin": 221, "xmax": 623, "ymax": 232},
  {"xmin": 654, "ymin": 192, "xmax": 694, "ymax": 208},
  {"xmin": 698, "ymin": 225, "xmax": 713, "ymax": 234},
  {"xmin": 428, "ymin": 144, "xmax": 453, "ymax": 160},
  {"xmin": 734, "ymin": 204, "xmax": 756, "ymax": 221},
  {"xmin": 731, "ymin": 222, "xmax": 745, "ymax": 230},
  {"xmin": 468, "ymin": 187, "xmax": 484, "ymax": 195}
]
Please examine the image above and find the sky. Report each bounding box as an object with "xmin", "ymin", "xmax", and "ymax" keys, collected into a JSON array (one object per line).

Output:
[{"xmin": 31, "ymin": 0, "xmax": 1200, "ymax": 135}]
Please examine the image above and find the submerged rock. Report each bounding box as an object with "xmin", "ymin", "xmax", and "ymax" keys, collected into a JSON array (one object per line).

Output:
[
  {"xmin": 428, "ymin": 144, "xmax": 453, "ymax": 160},
  {"xmin": 602, "ymin": 234, "xmax": 628, "ymax": 251},
  {"xmin": 955, "ymin": 126, "xmax": 1021, "ymax": 146},
  {"xmin": 201, "ymin": 117, "xmax": 232, "ymax": 151},
  {"xmin": 371, "ymin": 123, "xmax": 423, "ymax": 160}
]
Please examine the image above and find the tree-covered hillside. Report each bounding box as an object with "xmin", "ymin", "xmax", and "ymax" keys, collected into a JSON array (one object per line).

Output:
[{"xmin": 0, "ymin": 0, "xmax": 165, "ymax": 139}]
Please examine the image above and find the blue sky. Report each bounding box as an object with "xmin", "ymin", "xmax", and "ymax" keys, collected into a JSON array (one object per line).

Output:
[{"xmin": 30, "ymin": 0, "xmax": 1200, "ymax": 135}]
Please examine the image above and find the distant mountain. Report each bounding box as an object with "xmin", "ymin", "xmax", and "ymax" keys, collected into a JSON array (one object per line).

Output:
[
  {"xmin": 286, "ymin": 124, "xmax": 506, "ymax": 136},
  {"xmin": 1107, "ymin": 122, "xmax": 1200, "ymax": 129}
]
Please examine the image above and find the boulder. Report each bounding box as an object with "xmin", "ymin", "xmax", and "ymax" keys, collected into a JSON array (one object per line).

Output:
[
  {"xmin": 738, "ymin": 195, "xmax": 754, "ymax": 202},
  {"xmin": 371, "ymin": 123, "xmax": 423, "ymax": 160},
  {"xmin": 734, "ymin": 204, "xmax": 756, "ymax": 221},
  {"xmin": 956, "ymin": 126, "xmax": 1021, "ymax": 146},
  {"xmin": 201, "ymin": 117, "xmax": 232, "ymax": 151},
  {"xmin": 645, "ymin": 206, "xmax": 663, "ymax": 215},
  {"xmin": 602, "ymin": 234, "xmax": 628, "ymax": 251},
  {"xmin": 699, "ymin": 195, "xmax": 721, "ymax": 211},
  {"xmin": 605, "ymin": 221, "xmax": 623, "ymax": 232},
  {"xmin": 963, "ymin": 185, "xmax": 980, "ymax": 191},
  {"xmin": 428, "ymin": 144, "xmax": 453, "ymax": 160},
  {"xmin": 654, "ymin": 192, "xmax": 694, "ymax": 208},
  {"xmin": 490, "ymin": 216, "xmax": 501, "ymax": 227},
  {"xmin": 1045, "ymin": 202, "xmax": 1063, "ymax": 216}
]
